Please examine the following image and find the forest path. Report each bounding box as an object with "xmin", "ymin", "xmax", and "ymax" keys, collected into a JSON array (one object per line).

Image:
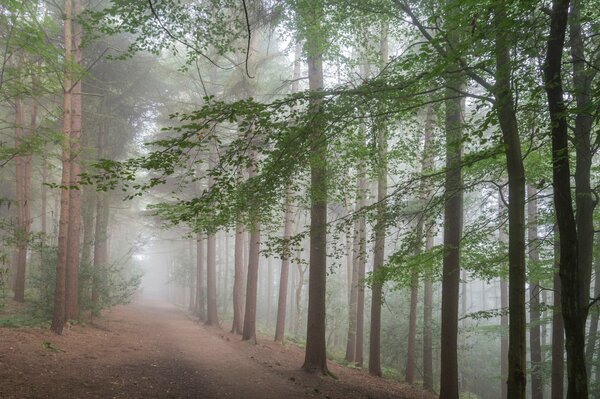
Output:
[{"xmin": 0, "ymin": 299, "xmax": 435, "ymax": 399}]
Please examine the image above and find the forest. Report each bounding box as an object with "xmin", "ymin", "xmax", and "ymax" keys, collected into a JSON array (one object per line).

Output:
[{"xmin": 1, "ymin": 0, "xmax": 599, "ymax": 398}]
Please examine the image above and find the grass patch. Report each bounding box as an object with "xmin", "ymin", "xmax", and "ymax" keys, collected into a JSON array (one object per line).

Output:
[{"xmin": 0, "ymin": 314, "xmax": 49, "ymax": 328}]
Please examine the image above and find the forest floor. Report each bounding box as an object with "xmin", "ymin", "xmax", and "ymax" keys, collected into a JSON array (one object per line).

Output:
[{"xmin": 0, "ymin": 298, "xmax": 436, "ymax": 399}]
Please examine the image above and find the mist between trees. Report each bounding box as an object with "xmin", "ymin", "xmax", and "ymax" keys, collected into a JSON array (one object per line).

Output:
[{"xmin": 1, "ymin": 0, "xmax": 599, "ymax": 398}]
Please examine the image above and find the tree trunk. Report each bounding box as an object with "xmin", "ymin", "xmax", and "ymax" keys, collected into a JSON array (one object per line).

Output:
[
  {"xmin": 267, "ymin": 257, "xmax": 273, "ymax": 329},
  {"xmin": 544, "ymin": 1, "xmax": 589, "ymax": 396},
  {"xmin": 206, "ymin": 230, "xmax": 219, "ymax": 326},
  {"xmin": 494, "ymin": 4, "xmax": 528, "ymax": 396},
  {"xmin": 421, "ymin": 104, "xmax": 435, "ymax": 391},
  {"xmin": 65, "ymin": 0, "xmax": 83, "ymax": 320},
  {"xmin": 439, "ymin": 36, "xmax": 464, "ymax": 399},
  {"xmin": 551, "ymin": 240, "xmax": 564, "ymax": 399},
  {"xmin": 196, "ymin": 233, "xmax": 206, "ymax": 320},
  {"xmin": 91, "ymin": 191, "xmax": 109, "ymax": 314},
  {"xmin": 242, "ymin": 221, "xmax": 260, "ymax": 342},
  {"xmin": 13, "ymin": 96, "xmax": 26, "ymax": 303},
  {"xmin": 51, "ymin": 0, "xmax": 73, "ymax": 334},
  {"xmin": 231, "ymin": 222, "xmax": 244, "ymax": 332},
  {"xmin": 423, "ymin": 231, "xmax": 434, "ymax": 390},
  {"xmin": 355, "ymin": 210, "xmax": 367, "ymax": 368},
  {"xmin": 274, "ymin": 190, "xmax": 293, "ymax": 342},
  {"xmin": 369, "ymin": 21, "xmax": 388, "ymax": 378},
  {"xmin": 301, "ymin": 6, "xmax": 328, "ymax": 373},
  {"xmin": 528, "ymin": 185, "xmax": 543, "ymax": 399},
  {"xmin": 585, "ymin": 235, "xmax": 600, "ymax": 370}
]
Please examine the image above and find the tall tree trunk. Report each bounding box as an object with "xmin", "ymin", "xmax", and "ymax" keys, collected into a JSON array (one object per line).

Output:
[
  {"xmin": 41, "ymin": 153, "xmax": 48, "ymax": 236},
  {"xmin": 196, "ymin": 233, "xmax": 206, "ymax": 320},
  {"xmin": 439, "ymin": 29, "xmax": 464, "ymax": 399},
  {"xmin": 345, "ymin": 171, "xmax": 365, "ymax": 363},
  {"xmin": 528, "ymin": 185, "xmax": 543, "ymax": 399},
  {"xmin": 300, "ymin": 2, "xmax": 328, "ymax": 375},
  {"xmin": 242, "ymin": 221, "xmax": 260, "ymax": 341},
  {"xmin": 355, "ymin": 210, "xmax": 367, "ymax": 368},
  {"xmin": 65, "ymin": 0, "xmax": 83, "ymax": 320},
  {"xmin": 51, "ymin": 0, "xmax": 73, "ymax": 334},
  {"xmin": 551, "ymin": 239, "xmax": 564, "ymax": 399},
  {"xmin": 408, "ymin": 105, "xmax": 434, "ymax": 384},
  {"xmin": 13, "ymin": 96, "xmax": 26, "ymax": 303},
  {"xmin": 274, "ymin": 190, "xmax": 293, "ymax": 342},
  {"xmin": 421, "ymin": 104, "xmax": 435, "ymax": 391},
  {"xmin": 267, "ymin": 257, "xmax": 273, "ymax": 329},
  {"xmin": 369, "ymin": 21, "xmax": 388, "ymax": 378},
  {"xmin": 91, "ymin": 191, "xmax": 109, "ymax": 314},
  {"xmin": 423, "ymin": 231, "xmax": 434, "ymax": 390},
  {"xmin": 206, "ymin": 230, "xmax": 219, "ymax": 326},
  {"xmin": 231, "ymin": 222, "xmax": 243, "ymax": 332},
  {"xmin": 586, "ymin": 236, "xmax": 600, "ymax": 370},
  {"xmin": 494, "ymin": 4, "xmax": 528, "ymax": 396},
  {"xmin": 80, "ymin": 187, "xmax": 96, "ymax": 271},
  {"xmin": 544, "ymin": 1, "xmax": 589, "ymax": 396}
]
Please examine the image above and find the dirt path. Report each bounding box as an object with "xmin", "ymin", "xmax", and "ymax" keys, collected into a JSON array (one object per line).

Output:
[{"xmin": 0, "ymin": 300, "xmax": 435, "ymax": 399}]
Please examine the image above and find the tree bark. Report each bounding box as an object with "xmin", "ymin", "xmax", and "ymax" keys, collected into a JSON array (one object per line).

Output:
[
  {"xmin": 586, "ymin": 235, "xmax": 600, "ymax": 370},
  {"xmin": 551, "ymin": 240, "xmax": 564, "ymax": 399},
  {"xmin": 421, "ymin": 103, "xmax": 435, "ymax": 391},
  {"xmin": 528, "ymin": 185, "xmax": 543, "ymax": 399},
  {"xmin": 242, "ymin": 221, "xmax": 260, "ymax": 342},
  {"xmin": 439, "ymin": 33, "xmax": 464, "ymax": 399},
  {"xmin": 274, "ymin": 190, "xmax": 293, "ymax": 342},
  {"xmin": 301, "ymin": 3, "xmax": 328, "ymax": 373},
  {"xmin": 206, "ymin": 230, "xmax": 219, "ymax": 326},
  {"xmin": 369, "ymin": 21, "xmax": 388, "ymax": 378},
  {"xmin": 231, "ymin": 222, "xmax": 244, "ymax": 332},
  {"xmin": 494, "ymin": 4, "xmax": 528, "ymax": 396},
  {"xmin": 543, "ymin": 1, "xmax": 589, "ymax": 396},
  {"xmin": 196, "ymin": 233, "xmax": 206, "ymax": 320},
  {"xmin": 51, "ymin": 0, "xmax": 73, "ymax": 334},
  {"xmin": 65, "ymin": 0, "xmax": 83, "ymax": 320},
  {"xmin": 13, "ymin": 96, "xmax": 26, "ymax": 303}
]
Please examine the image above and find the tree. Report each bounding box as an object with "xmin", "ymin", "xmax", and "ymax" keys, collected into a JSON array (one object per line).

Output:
[
  {"xmin": 369, "ymin": 22, "xmax": 389, "ymax": 378},
  {"xmin": 51, "ymin": 0, "xmax": 74, "ymax": 334},
  {"xmin": 543, "ymin": 1, "xmax": 592, "ymax": 396},
  {"xmin": 299, "ymin": 0, "xmax": 329, "ymax": 375}
]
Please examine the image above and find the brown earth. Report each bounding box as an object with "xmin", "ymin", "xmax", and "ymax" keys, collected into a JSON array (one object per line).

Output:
[{"xmin": 0, "ymin": 299, "xmax": 436, "ymax": 399}]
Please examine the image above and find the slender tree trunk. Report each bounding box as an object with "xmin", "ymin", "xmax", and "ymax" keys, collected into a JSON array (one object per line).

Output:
[
  {"xmin": 421, "ymin": 104, "xmax": 435, "ymax": 391},
  {"xmin": 528, "ymin": 185, "xmax": 543, "ymax": 399},
  {"xmin": 345, "ymin": 175, "xmax": 363, "ymax": 362},
  {"xmin": 242, "ymin": 151, "xmax": 261, "ymax": 342},
  {"xmin": 41, "ymin": 153, "xmax": 48, "ymax": 236},
  {"xmin": 275, "ymin": 190, "xmax": 293, "ymax": 342},
  {"xmin": 439, "ymin": 35, "xmax": 464, "ymax": 399},
  {"xmin": 267, "ymin": 257, "xmax": 273, "ymax": 328},
  {"xmin": 231, "ymin": 222, "xmax": 244, "ymax": 333},
  {"xmin": 80, "ymin": 187, "xmax": 96, "ymax": 271},
  {"xmin": 51, "ymin": 0, "xmax": 73, "ymax": 334},
  {"xmin": 355, "ymin": 211, "xmax": 366, "ymax": 368},
  {"xmin": 206, "ymin": 230, "xmax": 219, "ymax": 326},
  {"xmin": 65, "ymin": 0, "xmax": 83, "ymax": 320},
  {"xmin": 544, "ymin": 2, "xmax": 589, "ymax": 396},
  {"xmin": 91, "ymin": 191, "xmax": 109, "ymax": 313},
  {"xmin": 369, "ymin": 22, "xmax": 388, "ymax": 378},
  {"xmin": 494, "ymin": 4, "xmax": 528, "ymax": 396},
  {"xmin": 408, "ymin": 105, "xmax": 434, "ymax": 384},
  {"xmin": 300, "ymin": 3, "xmax": 329, "ymax": 374},
  {"xmin": 551, "ymin": 239, "xmax": 564, "ymax": 399},
  {"xmin": 196, "ymin": 233, "xmax": 206, "ymax": 320},
  {"xmin": 423, "ymin": 231, "xmax": 434, "ymax": 390},
  {"xmin": 13, "ymin": 97, "xmax": 26, "ymax": 303},
  {"xmin": 294, "ymin": 260, "xmax": 305, "ymax": 337},
  {"xmin": 586, "ymin": 236, "xmax": 600, "ymax": 370}
]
